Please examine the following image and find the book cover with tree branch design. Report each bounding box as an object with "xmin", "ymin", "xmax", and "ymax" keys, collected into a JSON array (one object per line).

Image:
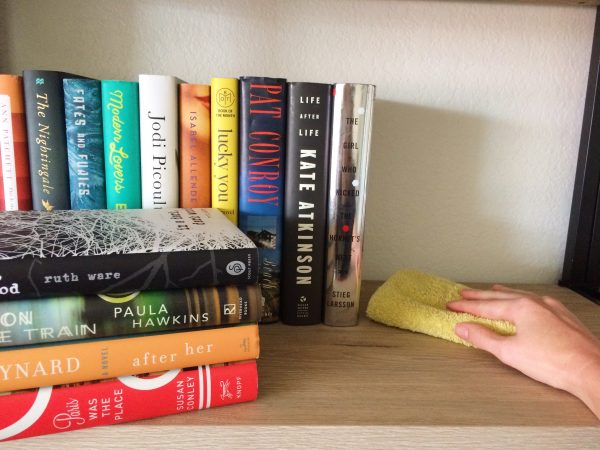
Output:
[{"xmin": 0, "ymin": 208, "xmax": 258, "ymax": 300}]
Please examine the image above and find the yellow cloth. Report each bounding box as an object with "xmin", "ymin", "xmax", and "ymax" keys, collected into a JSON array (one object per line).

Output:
[{"xmin": 366, "ymin": 269, "xmax": 515, "ymax": 346}]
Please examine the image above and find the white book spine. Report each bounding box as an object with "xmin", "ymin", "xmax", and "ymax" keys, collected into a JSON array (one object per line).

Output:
[
  {"xmin": 139, "ymin": 74, "xmax": 179, "ymax": 209},
  {"xmin": 0, "ymin": 95, "xmax": 18, "ymax": 211}
]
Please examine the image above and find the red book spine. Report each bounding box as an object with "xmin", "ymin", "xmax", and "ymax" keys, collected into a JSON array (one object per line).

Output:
[{"xmin": 0, "ymin": 361, "xmax": 258, "ymax": 442}]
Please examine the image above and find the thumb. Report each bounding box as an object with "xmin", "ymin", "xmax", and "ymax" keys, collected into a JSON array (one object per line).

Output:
[{"xmin": 455, "ymin": 322, "xmax": 507, "ymax": 358}]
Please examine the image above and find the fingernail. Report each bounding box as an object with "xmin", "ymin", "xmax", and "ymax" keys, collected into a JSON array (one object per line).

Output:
[{"xmin": 455, "ymin": 323, "xmax": 469, "ymax": 339}]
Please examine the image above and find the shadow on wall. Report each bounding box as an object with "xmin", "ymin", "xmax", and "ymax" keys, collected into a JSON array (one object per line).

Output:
[{"xmin": 364, "ymin": 99, "xmax": 541, "ymax": 283}]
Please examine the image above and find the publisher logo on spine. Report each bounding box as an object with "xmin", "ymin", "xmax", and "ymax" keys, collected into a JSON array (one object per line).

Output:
[
  {"xmin": 220, "ymin": 379, "xmax": 234, "ymax": 400},
  {"xmin": 216, "ymin": 88, "xmax": 235, "ymax": 108},
  {"xmin": 226, "ymin": 261, "xmax": 246, "ymax": 276}
]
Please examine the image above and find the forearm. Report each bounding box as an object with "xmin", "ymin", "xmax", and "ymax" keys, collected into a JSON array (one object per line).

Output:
[{"xmin": 570, "ymin": 354, "xmax": 600, "ymax": 420}]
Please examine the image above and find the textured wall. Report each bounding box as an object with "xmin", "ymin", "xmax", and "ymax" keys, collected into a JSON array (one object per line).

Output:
[{"xmin": 1, "ymin": 0, "xmax": 595, "ymax": 283}]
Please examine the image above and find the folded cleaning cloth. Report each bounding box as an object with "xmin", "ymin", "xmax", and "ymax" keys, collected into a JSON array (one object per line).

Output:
[{"xmin": 366, "ymin": 269, "xmax": 515, "ymax": 346}]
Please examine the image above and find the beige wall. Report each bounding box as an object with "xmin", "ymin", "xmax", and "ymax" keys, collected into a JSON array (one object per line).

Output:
[{"xmin": 1, "ymin": 0, "xmax": 595, "ymax": 283}]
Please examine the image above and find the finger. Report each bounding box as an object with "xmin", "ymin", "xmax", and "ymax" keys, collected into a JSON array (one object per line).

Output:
[
  {"xmin": 447, "ymin": 298, "xmax": 519, "ymax": 322},
  {"xmin": 487, "ymin": 289, "xmax": 586, "ymax": 331},
  {"xmin": 461, "ymin": 288, "xmax": 523, "ymax": 301},
  {"xmin": 491, "ymin": 284, "xmax": 538, "ymax": 297},
  {"xmin": 455, "ymin": 323, "xmax": 508, "ymax": 357}
]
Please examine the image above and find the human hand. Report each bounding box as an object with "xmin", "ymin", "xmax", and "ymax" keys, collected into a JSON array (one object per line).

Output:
[{"xmin": 447, "ymin": 285, "xmax": 600, "ymax": 420}]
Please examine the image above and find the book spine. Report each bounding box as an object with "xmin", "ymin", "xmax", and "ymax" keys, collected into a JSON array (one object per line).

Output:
[
  {"xmin": 0, "ymin": 208, "xmax": 259, "ymax": 299},
  {"xmin": 139, "ymin": 74, "xmax": 179, "ymax": 209},
  {"xmin": 280, "ymin": 83, "xmax": 332, "ymax": 325},
  {"xmin": 101, "ymin": 80, "xmax": 142, "ymax": 209},
  {"xmin": 0, "ymin": 95, "xmax": 24, "ymax": 211},
  {"xmin": 1, "ymin": 284, "xmax": 262, "ymax": 347},
  {"xmin": 210, "ymin": 78, "xmax": 238, "ymax": 224},
  {"xmin": 0, "ymin": 247, "xmax": 259, "ymax": 300},
  {"xmin": 0, "ymin": 361, "xmax": 258, "ymax": 442},
  {"xmin": 0, "ymin": 75, "xmax": 32, "ymax": 211},
  {"xmin": 22, "ymin": 70, "xmax": 72, "ymax": 211},
  {"xmin": 0, "ymin": 324, "xmax": 259, "ymax": 391},
  {"xmin": 63, "ymin": 79, "xmax": 106, "ymax": 209},
  {"xmin": 239, "ymin": 77, "xmax": 287, "ymax": 323},
  {"xmin": 323, "ymin": 84, "xmax": 376, "ymax": 327},
  {"xmin": 179, "ymin": 84, "xmax": 211, "ymax": 208}
]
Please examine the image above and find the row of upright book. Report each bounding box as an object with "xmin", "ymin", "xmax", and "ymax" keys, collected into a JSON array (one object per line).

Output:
[
  {"xmin": 0, "ymin": 71, "xmax": 376, "ymax": 327},
  {"xmin": 0, "ymin": 207, "xmax": 261, "ymax": 441}
]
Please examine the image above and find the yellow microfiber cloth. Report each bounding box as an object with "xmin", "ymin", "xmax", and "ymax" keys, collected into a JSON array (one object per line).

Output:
[{"xmin": 366, "ymin": 269, "xmax": 516, "ymax": 346}]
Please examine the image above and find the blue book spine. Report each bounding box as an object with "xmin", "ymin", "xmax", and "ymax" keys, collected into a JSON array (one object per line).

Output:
[
  {"xmin": 63, "ymin": 79, "xmax": 107, "ymax": 209},
  {"xmin": 239, "ymin": 76, "xmax": 287, "ymax": 322}
]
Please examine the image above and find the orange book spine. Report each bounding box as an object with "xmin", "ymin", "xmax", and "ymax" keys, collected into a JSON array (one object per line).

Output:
[
  {"xmin": 0, "ymin": 324, "xmax": 259, "ymax": 392},
  {"xmin": 179, "ymin": 84, "xmax": 211, "ymax": 208},
  {"xmin": 0, "ymin": 74, "xmax": 32, "ymax": 210}
]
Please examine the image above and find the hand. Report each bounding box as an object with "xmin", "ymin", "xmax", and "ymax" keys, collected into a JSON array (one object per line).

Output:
[{"xmin": 447, "ymin": 285, "xmax": 600, "ymax": 420}]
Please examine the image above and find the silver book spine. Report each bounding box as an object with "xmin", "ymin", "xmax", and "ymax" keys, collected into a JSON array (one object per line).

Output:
[{"xmin": 323, "ymin": 83, "xmax": 376, "ymax": 326}]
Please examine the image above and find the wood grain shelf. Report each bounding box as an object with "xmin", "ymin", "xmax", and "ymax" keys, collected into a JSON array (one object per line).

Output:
[{"xmin": 7, "ymin": 281, "xmax": 600, "ymax": 448}]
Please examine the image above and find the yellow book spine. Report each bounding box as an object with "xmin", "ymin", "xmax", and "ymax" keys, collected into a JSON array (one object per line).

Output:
[
  {"xmin": 210, "ymin": 78, "xmax": 238, "ymax": 225},
  {"xmin": 0, "ymin": 324, "xmax": 259, "ymax": 392}
]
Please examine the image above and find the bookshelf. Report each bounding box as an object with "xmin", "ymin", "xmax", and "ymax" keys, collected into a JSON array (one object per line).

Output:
[
  {"xmin": 6, "ymin": 281, "xmax": 600, "ymax": 448},
  {"xmin": 2, "ymin": 0, "xmax": 600, "ymax": 447}
]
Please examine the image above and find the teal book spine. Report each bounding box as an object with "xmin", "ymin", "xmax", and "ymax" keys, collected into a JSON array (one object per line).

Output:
[
  {"xmin": 63, "ymin": 79, "xmax": 107, "ymax": 209},
  {"xmin": 101, "ymin": 80, "xmax": 141, "ymax": 209}
]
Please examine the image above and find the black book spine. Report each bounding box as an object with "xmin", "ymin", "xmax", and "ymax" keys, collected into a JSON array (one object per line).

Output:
[
  {"xmin": 22, "ymin": 70, "xmax": 75, "ymax": 211},
  {"xmin": 280, "ymin": 83, "xmax": 332, "ymax": 325},
  {"xmin": 0, "ymin": 207, "xmax": 260, "ymax": 299},
  {"xmin": 0, "ymin": 248, "xmax": 259, "ymax": 300}
]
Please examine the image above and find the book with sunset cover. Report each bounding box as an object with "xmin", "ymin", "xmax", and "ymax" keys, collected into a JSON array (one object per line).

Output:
[
  {"xmin": 239, "ymin": 76, "xmax": 287, "ymax": 323},
  {"xmin": 180, "ymin": 83, "xmax": 211, "ymax": 208}
]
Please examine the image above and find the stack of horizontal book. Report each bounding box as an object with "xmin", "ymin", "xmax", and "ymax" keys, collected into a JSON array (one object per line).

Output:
[{"xmin": 0, "ymin": 208, "xmax": 261, "ymax": 441}]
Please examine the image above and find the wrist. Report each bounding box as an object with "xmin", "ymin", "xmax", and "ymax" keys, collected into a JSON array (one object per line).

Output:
[{"xmin": 571, "ymin": 352, "xmax": 600, "ymax": 420}]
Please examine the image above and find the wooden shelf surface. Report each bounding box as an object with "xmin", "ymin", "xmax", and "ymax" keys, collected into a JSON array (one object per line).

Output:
[{"xmin": 6, "ymin": 281, "xmax": 600, "ymax": 448}]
